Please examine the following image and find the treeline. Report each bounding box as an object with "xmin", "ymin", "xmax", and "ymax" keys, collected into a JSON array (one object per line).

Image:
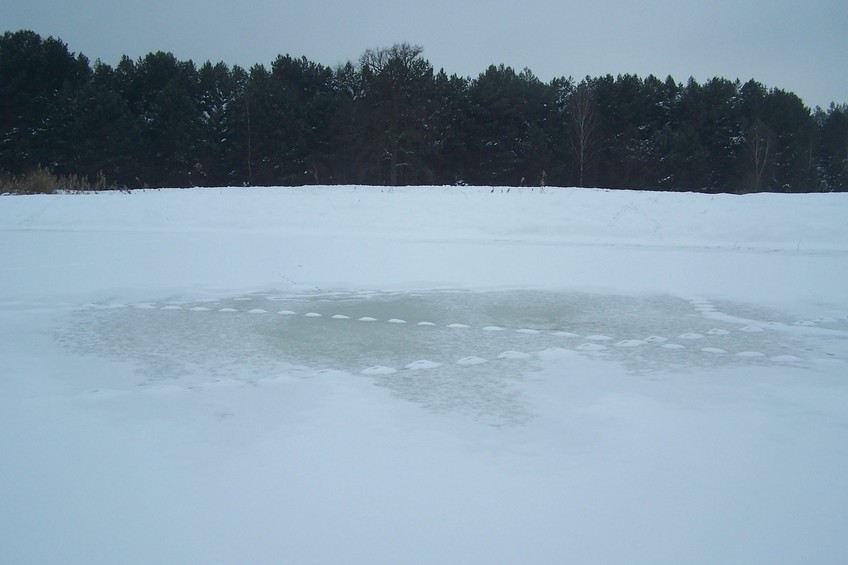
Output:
[{"xmin": 2, "ymin": 29, "xmax": 847, "ymax": 192}]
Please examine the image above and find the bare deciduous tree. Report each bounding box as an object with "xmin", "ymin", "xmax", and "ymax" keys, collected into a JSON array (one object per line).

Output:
[
  {"xmin": 359, "ymin": 44, "xmax": 431, "ymax": 185},
  {"xmin": 748, "ymin": 119, "xmax": 774, "ymax": 191},
  {"xmin": 567, "ymin": 80, "xmax": 599, "ymax": 187}
]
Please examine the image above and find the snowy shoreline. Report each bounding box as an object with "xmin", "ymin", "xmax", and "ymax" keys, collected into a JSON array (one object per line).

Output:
[{"xmin": 4, "ymin": 185, "xmax": 847, "ymax": 249}]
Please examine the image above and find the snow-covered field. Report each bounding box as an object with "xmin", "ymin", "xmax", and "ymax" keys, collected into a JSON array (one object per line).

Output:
[{"xmin": 1, "ymin": 186, "xmax": 847, "ymax": 564}]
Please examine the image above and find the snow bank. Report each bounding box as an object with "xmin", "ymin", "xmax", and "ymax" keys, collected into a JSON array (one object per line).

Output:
[
  {"xmin": 3, "ymin": 186, "xmax": 847, "ymax": 251},
  {"xmin": 2, "ymin": 186, "xmax": 847, "ymax": 307}
]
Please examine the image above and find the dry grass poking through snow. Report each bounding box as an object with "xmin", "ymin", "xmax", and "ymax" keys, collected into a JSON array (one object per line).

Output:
[{"xmin": 0, "ymin": 166, "xmax": 122, "ymax": 194}]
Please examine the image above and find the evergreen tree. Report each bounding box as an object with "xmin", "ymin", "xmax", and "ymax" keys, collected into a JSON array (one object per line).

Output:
[
  {"xmin": 762, "ymin": 88, "xmax": 816, "ymax": 192},
  {"xmin": 666, "ymin": 77, "xmax": 702, "ymax": 191},
  {"xmin": 467, "ymin": 65, "xmax": 534, "ymax": 185},
  {"xmin": 427, "ymin": 70, "xmax": 473, "ymax": 185},
  {"xmin": 324, "ymin": 61, "xmax": 362, "ymax": 184},
  {"xmin": 195, "ymin": 61, "xmax": 244, "ymax": 186},
  {"xmin": 0, "ymin": 30, "xmax": 90, "ymax": 176},
  {"xmin": 517, "ymin": 68, "xmax": 556, "ymax": 186},
  {"xmin": 241, "ymin": 55, "xmax": 335, "ymax": 186},
  {"xmin": 116, "ymin": 52, "xmax": 202, "ymax": 186},
  {"xmin": 816, "ymin": 104, "xmax": 848, "ymax": 190},
  {"xmin": 690, "ymin": 77, "xmax": 744, "ymax": 192},
  {"xmin": 66, "ymin": 61, "xmax": 140, "ymax": 185}
]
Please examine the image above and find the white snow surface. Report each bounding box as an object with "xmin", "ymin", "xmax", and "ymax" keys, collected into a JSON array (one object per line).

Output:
[{"xmin": 1, "ymin": 185, "xmax": 847, "ymax": 564}]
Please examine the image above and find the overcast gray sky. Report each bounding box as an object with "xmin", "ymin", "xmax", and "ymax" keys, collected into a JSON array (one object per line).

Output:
[{"xmin": 4, "ymin": 0, "xmax": 846, "ymax": 108}]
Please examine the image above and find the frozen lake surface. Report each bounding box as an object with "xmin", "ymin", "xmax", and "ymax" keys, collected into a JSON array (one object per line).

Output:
[{"xmin": 1, "ymin": 186, "xmax": 847, "ymax": 564}]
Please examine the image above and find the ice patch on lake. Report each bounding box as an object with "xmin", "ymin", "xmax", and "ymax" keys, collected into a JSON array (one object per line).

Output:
[{"xmin": 56, "ymin": 289, "xmax": 848, "ymax": 424}]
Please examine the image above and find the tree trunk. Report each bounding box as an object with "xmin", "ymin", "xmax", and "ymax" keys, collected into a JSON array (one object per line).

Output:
[{"xmin": 568, "ymin": 82, "xmax": 598, "ymax": 188}]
